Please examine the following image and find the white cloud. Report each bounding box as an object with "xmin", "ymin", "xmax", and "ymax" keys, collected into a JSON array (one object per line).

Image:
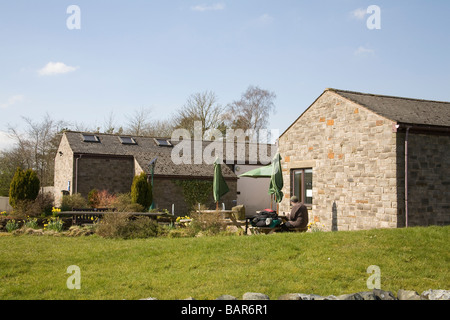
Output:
[
  {"xmin": 191, "ymin": 3, "xmax": 225, "ymax": 12},
  {"xmin": 354, "ymin": 46, "xmax": 375, "ymax": 56},
  {"xmin": 0, "ymin": 95, "xmax": 24, "ymax": 109},
  {"xmin": 351, "ymin": 8, "xmax": 367, "ymax": 20},
  {"xmin": 38, "ymin": 62, "xmax": 79, "ymax": 76}
]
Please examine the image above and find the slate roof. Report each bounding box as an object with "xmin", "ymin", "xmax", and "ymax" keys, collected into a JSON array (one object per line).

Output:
[
  {"xmin": 330, "ymin": 88, "xmax": 450, "ymax": 127},
  {"xmin": 63, "ymin": 131, "xmax": 275, "ymax": 179}
]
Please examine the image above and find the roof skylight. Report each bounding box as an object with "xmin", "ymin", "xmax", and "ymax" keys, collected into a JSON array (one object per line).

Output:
[
  {"xmin": 82, "ymin": 134, "xmax": 100, "ymax": 143},
  {"xmin": 154, "ymin": 138, "xmax": 172, "ymax": 147},
  {"xmin": 119, "ymin": 136, "xmax": 137, "ymax": 145}
]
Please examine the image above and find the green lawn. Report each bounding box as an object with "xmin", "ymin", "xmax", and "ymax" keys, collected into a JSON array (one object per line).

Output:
[{"xmin": 0, "ymin": 226, "xmax": 449, "ymax": 300}]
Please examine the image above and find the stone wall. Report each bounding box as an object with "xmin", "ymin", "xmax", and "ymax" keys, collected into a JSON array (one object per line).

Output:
[
  {"xmin": 76, "ymin": 155, "xmax": 135, "ymax": 199},
  {"xmin": 396, "ymin": 132, "xmax": 450, "ymax": 227},
  {"xmin": 0, "ymin": 197, "xmax": 12, "ymax": 212},
  {"xmin": 141, "ymin": 289, "xmax": 450, "ymax": 300},
  {"xmin": 54, "ymin": 134, "xmax": 74, "ymax": 206},
  {"xmin": 279, "ymin": 90, "xmax": 399, "ymax": 231}
]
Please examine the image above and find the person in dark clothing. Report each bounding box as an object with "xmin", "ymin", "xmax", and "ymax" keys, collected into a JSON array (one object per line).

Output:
[{"xmin": 281, "ymin": 196, "xmax": 309, "ymax": 231}]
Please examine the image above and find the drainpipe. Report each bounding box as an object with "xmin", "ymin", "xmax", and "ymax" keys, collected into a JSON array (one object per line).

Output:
[
  {"xmin": 75, "ymin": 155, "xmax": 82, "ymax": 194},
  {"xmin": 405, "ymin": 127, "xmax": 410, "ymax": 228}
]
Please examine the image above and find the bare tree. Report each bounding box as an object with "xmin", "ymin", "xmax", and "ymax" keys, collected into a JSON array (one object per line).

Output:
[
  {"xmin": 102, "ymin": 110, "xmax": 123, "ymax": 134},
  {"xmin": 71, "ymin": 121, "xmax": 98, "ymax": 133},
  {"xmin": 0, "ymin": 148, "xmax": 30, "ymax": 196},
  {"xmin": 125, "ymin": 107, "xmax": 152, "ymax": 136},
  {"xmin": 225, "ymin": 85, "xmax": 276, "ymax": 141},
  {"xmin": 146, "ymin": 118, "xmax": 175, "ymax": 138},
  {"xmin": 173, "ymin": 91, "xmax": 226, "ymax": 137},
  {"xmin": 7, "ymin": 113, "xmax": 67, "ymax": 187}
]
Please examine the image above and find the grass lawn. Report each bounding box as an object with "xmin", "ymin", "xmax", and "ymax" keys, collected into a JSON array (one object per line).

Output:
[{"xmin": 0, "ymin": 226, "xmax": 449, "ymax": 300}]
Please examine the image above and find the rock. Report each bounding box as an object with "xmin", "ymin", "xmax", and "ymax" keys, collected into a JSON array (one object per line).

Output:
[
  {"xmin": 242, "ymin": 292, "xmax": 270, "ymax": 300},
  {"xmin": 140, "ymin": 297, "xmax": 158, "ymax": 300},
  {"xmin": 356, "ymin": 292, "xmax": 378, "ymax": 300},
  {"xmin": 300, "ymin": 294, "xmax": 326, "ymax": 300},
  {"xmin": 278, "ymin": 293, "xmax": 302, "ymax": 300},
  {"xmin": 231, "ymin": 205, "xmax": 246, "ymax": 220},
  {"xmin": 397, "ymin": 290, "xmax": 421, "ymax": 300},
  {"xmin": 25, "ymin": 228, "xmax": 44, "ymax": 236},
  {"xmin": 216, "ymin": 295, "xmax": 237, "ymax": 300},
  {"xmin": 421, "ymin": 290, "xmax": 450, "ymax": 300},
  {"xmin": 278, "ymin": 293, "xmax": 331, "ymax": 300},
  {"xmin": 183, "ymin": 297, "xmax": 196, "ymax": 300},
  {"xmin": 337, "ymin": 293, "xmax": 364, "ymax": 300},
  {"xmin": 373, "ymin": 289, "xmax": 396, "ymax": 300}
]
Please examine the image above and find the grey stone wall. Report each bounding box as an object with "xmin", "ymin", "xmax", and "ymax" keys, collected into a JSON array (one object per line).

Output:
[
  {"xmin": 75, "ymin": 155, "xmax": 135, "ymax": 199},
  {"xmin": 396, "ymin": 132, "xmax": 450, "ymax": 227},
  {"xmin": 279, "ymin": 91, "xmax": 399, "ymax": 231},
  {"xmin": 0, "ymin": 197, "xmax": 12, "ymax": 212}
]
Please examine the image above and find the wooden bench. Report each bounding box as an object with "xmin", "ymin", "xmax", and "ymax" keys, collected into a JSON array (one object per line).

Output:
[
  {"xmin": 248, "ymin": 226, "xmax": 281, "ymax": 235},
  {"xmin": 284, "ymin": 227, "xmax": 308, "ymax": 233},
  {"xmin": 58, "ymin": 210, "xmax": 176, "ymax": 226}
]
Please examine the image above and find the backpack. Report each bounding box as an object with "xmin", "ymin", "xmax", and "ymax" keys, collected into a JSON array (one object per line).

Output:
[{"xmin": 251, "ymin": 209, "xmax": 280, "ymax": 228}]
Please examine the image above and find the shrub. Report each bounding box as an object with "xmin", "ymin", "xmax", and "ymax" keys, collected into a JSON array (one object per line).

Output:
[
  {"xmin": 10, "ymin": 200, "xmax": 34, "ymax": 219},
  {"xmin": 111, "ymin": 193, "xmax": 145, "ymax": 212},
  {"xmin": 97, "ymin": 190, "xmax": 117, "ymax": 209},
  {"xmin": 9, "ymin": 168, "xmax": 40, "ymax": 208},
  {"xmin": 10, "ymin": 192, "xmax": 54, "ymax": 218},
  {"xmin": 61, "ymin": 193, "xmax": 88, "ymax": 211},
  {"xmin": 95, "ymin": 212, "xmax": 130, "ymax": 238},
  {"xmin": 34, "ymin": 192, "xmax": 55, "ymax": 216},
  {"xmin": 96, "ymin": 213, "xmax": 163, "ymax": 239},
  {"xmin": 187, "ymin": 211, "xmax": 227, "ymax": 236},
  {"xmin": 131, "ymin": 173, "xmax": 152, "ymax": 210},
  {"xmin": 119, "ymin": 216, "xmax": 162, "ymax": 239},
  {"xmin": 167, "ymin": 228, "xmax": 194, "ymax": 238},
  {"xmin": 65, "ymin": 226, "xmax": 95, "ymax": 237},
  {"xmin": 88, "ymin": 189, "xmax": 100, "ymax": 208}
]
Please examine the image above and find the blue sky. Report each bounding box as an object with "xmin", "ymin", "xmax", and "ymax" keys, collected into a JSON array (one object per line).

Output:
[{"xmin": 1, "ymin": 0, "xmax": 449, "ymax": 149}]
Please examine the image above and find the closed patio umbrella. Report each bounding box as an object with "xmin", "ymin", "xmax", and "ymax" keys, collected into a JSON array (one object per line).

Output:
[
  {"xmin": 213, "ymin": 158, "xmax": 229, "ymax": 210},
  {"xmin": 268, "ymin": 153, "xmax": 284, "ymax": 206}
]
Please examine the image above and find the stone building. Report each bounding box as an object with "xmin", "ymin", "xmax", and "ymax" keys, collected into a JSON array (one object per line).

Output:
[
  {"xmin": 279, "ymin": 88, "xmax": 450, "ymax": 230},
  {"xmin": 54, "ymin": 131, "xmax": 274, "ymax": 215}
]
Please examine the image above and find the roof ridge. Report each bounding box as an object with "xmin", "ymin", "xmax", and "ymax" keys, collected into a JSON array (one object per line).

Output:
[
  {"xmin": 64, "ymin": 130, "xmax": 171, "ymax": 140},
  {"xmin": 65, "ymin": 130, "xmax": 274, "ymax": 145},
  {"xmin": 326, "ymin": 88, "xmax": 450, "ymax": 105}
]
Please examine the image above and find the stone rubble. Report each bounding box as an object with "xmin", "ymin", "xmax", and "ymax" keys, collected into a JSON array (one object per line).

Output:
[{"xmin": 140, "ymin": 289, "xmax": 449, "ymax": 301}]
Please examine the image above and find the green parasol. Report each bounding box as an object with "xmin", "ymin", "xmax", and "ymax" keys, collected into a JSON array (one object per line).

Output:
[
  {"xmin": 268, "ymin": 153, "xmax": 284, "ymax": 203},
  {"xmin": 238, "ymin": 164, "xmax": 273, "ymax": 178},
  {"xmin": 213, "ymin": 158, "xmax": 229, "ymax": 209}
]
